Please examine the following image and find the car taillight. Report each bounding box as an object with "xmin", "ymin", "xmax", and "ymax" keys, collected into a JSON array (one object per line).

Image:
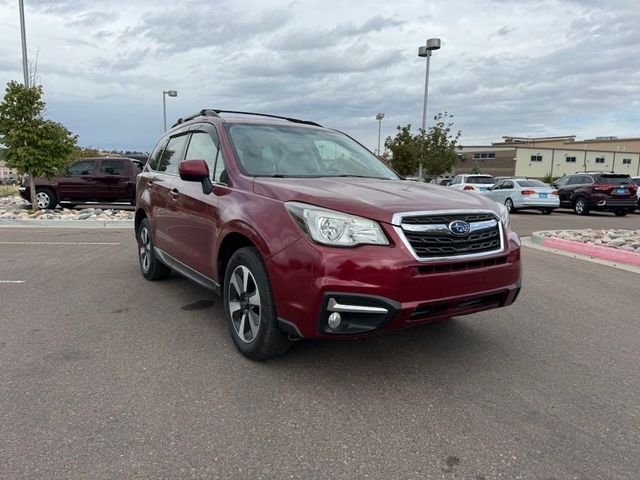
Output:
[
  {"xmin": 551, "ymin": 190, "xmax": 559, "ymax": 196},
  {"xmin": 520, "ymin": 190, "xmax": 535, "ymax": 195},
  {"xmin": 463, "ymin": 185, "xmax": 475, "ymax": 190},
  {"xmin": 592, "ymin": 184, "xmax": 611, "ymax": 191}
]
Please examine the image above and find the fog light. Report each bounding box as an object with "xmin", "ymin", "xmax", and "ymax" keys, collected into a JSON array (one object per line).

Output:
[{"xmin": 327, "ymin": 312, "xmax": 342, "ymax": 329}]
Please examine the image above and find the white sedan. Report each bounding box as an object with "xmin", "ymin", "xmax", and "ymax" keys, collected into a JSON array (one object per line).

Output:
[
  {"xmin": 448, "ymin": 174, "xmax": 495, "ymax": 193},
  {"xmin": 483, "ymin": 178, "xmax": 559, "ymax": 214}
]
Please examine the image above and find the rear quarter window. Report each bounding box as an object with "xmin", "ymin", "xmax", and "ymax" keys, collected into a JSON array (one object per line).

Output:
[{"xmin": 598, "ymin": 175, "xmax": 632, "ymax": 184}]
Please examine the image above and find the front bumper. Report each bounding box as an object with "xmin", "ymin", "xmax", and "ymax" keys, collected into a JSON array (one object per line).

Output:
[{"xmin": 267, "ymin": 226, "xmax": 522, "ymax": 339}]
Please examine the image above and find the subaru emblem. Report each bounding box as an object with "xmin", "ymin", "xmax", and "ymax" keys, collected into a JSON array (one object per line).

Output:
[{"xmin": 448, "ymin": 220, "xmax": 470, "ymax": 236}]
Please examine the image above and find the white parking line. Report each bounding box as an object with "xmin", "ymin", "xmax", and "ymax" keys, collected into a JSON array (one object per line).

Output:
[
  {"xmin": 0, "ymin": 280, "xmax": 26, "ymax": 284},
  {"xmin": 0, "ymin": 241, "xmax": 120, "ymax": 245}
]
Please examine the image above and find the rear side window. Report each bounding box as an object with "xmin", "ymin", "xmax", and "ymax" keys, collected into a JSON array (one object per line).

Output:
[
  {"xmin": 597, "ymin": 175, "xmax": 632, "ymax": 184},
  {"xmin": 157, "ymin": 134, "xmax": 189, "ymax": 174},
  {"xmin": 467, "ymin": 176, "xmax": 495, "ymax": 184},
  {"xmin": 99, "ymin": 160, "xmax": 125, "ymax": 175},
  {"xmin": 68, "ymin": 160, "xmax": 96, "ymax": 176},
  {"xmin": 569, "ymin": 176, "xmax": 592, "ymax": 185}
]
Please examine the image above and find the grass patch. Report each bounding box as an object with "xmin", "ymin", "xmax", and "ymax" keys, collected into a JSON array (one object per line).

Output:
[{"xmin": 0, "ymin": 185, "xmax": 19, "ymax": 197}]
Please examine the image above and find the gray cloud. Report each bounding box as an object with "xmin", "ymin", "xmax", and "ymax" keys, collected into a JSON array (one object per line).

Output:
[{"xmin": 0, "ymin": 0, "xmax": 638, "ymax": 152}]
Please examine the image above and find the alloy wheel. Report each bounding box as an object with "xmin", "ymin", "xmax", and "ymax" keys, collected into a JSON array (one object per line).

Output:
[
  {"xmin": 228, "ymin": 265, "xmax": 261, "ymax": 343},
  {"xmin": 575, "ymin": 199, "xmax": 585, "ymax": 214},
  {"xmin": 139, "ymin": 226, "xmax": 151, "ymax": 273},
  {"xmin": 36, "ymin": 192, "xmax": 50, "ymax": 209}
]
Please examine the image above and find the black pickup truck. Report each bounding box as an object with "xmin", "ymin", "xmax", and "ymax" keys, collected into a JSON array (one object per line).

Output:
[{"xmin": 19, "ymin": 157, "xmax": 143, "ymax": 209}]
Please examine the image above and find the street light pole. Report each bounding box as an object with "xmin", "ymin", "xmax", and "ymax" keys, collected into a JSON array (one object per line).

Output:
[
  {"xmin": 376, "ymin": 113, "xmax": 385, "ymax": 156},
  {"xmin": 162, "ymin": 90, "xmax": 178, "ymax": 131},
  {"xmin": 18, "ymin": 0, "xmax": 29, "ymax": 87},
  {"xmin": 418, "ymin": 38, "xmax": 441, "ymax": 179}
]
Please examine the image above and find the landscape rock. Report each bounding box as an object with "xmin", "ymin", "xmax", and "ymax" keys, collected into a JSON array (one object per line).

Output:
[{"xmin": 541, "ymin": 229, "xmax": 640, "ymax": 251}]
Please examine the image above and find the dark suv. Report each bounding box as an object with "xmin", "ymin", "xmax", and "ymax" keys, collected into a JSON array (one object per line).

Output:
[
  {"xmin": 553, "ymin": 173, "xmax": 637, "ymax": 216},
  {"xmin": 19, "ymin": 157, "xmax": 142, "ymax": 209},
  {"xmin": 136, "ymin": 109, "xmax": 522, "ymax": 359}
]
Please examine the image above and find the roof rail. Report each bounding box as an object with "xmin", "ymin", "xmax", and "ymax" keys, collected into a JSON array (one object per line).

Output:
[
  {"xmin": 172, "ymin": 109, "xmax": 321, "ymax": 128},
  {"xmin": 172, "ymin": 109, "xmax": 220, "ymax": 128}
]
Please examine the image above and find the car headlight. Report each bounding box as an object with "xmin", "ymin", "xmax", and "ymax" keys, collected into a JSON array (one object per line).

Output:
[
  {"xmin": 497, "ymin": 203, "xmax": 510, "ymax": 227},
  {"xmin": 285, "ymin": 201, "xmax": 389, "ymax": 247}
]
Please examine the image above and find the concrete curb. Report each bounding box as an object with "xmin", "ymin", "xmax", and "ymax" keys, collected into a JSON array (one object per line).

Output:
[
  {"xmin": 530, "ymin": 230, "xmax": 640, "ymax": 267},
  {"xmin": 0, "ymin": 219, "xmax": 133, "ymax": 229},
  {"xmin": 522, "ymin": 237, "xmax": 640, "ymax": 275}
]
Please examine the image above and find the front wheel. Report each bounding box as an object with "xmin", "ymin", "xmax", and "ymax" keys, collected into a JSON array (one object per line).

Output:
[
  {"xmin": 542, "ymin": 208, "xmax": 553, "ymax": 215},
  {"xmin": 614, "ymin": 209, "xmax": 628, "ymax": 217},
  {"xmin": 224, "ymin": 247, "xmax": 290, "ymax": 360}
]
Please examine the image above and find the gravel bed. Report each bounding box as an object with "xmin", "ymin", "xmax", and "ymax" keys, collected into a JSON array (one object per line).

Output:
[
  {"xmin": 539, "ymin": 229, "xmax": 640, "ymax": 253},
  {"xmin": 0, "ymin": 196, "xmax": 134, "ymax": 221}
]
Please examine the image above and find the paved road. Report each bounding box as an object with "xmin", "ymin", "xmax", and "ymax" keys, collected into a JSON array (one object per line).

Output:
[{"xmin": 0, "ymin": 221, "xmax": 638, "ymax": 479}]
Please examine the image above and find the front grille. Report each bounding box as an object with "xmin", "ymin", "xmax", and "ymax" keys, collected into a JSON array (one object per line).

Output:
[
  {"xmin": 401, "ymin": 213, "xmax": 495, "ymax": 224},
  {"xmin": 417, "ymin": 256, "xmax": 507, "ymax": 274},
  {"xmin": 398, "ymin": 211, "xmax": 503, "ymax": 259},
  {"xmin": 410, "ymin": 292, "xmax": 507, "ymax": 320}
]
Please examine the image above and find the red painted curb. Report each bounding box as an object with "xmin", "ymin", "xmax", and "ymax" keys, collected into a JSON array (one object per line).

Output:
[{"xmin": 543, "ymin": 236, "xmax": 640, "ymax": 266}]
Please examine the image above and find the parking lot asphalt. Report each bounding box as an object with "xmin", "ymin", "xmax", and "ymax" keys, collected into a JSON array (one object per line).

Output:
[{"xmin": 1, "ymin": 216, "xmax": 639, "ymax": 479}]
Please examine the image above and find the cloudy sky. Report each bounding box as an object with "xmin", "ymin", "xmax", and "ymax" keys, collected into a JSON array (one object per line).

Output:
[{"xmin": 0, "ymin": 0, "xmax": 638, "ymax": 152}]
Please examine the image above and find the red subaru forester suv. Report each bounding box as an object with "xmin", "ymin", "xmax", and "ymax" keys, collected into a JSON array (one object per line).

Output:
[{"xmin": 136, "ymin": 110, "xmax": 522, "ymax": 359}]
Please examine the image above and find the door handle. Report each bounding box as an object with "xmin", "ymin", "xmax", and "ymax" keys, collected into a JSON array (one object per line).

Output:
[{"xmin": 169, "ymin": 188, "xmax": 180, "ymax": 199}]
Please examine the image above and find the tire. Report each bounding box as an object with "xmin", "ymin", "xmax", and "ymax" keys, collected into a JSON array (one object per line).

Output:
[
  {"xmin": 542, "ymin": 208, "xmax": 553, "ymax": 215},
  {"xmin": 573, "ymin": 197, "xmax": 589, "ymax": 215},
  {"xmin": 614, "ymin": 209, "xmax": 628, "ymax": 217},
  {"xmin": 504, "ymin": 198, "xmax": 515, "ymax": 213},
  {"xmin": 137, "ymin": 218, "xmax": 171, "ymax": 280},
  {"xmin": 35, "ymin": 188, "xmax": 58, "ymax": 210},
  {"xmin": 223, "ymin": 247, "xmax": 291, "ymax": 360}
]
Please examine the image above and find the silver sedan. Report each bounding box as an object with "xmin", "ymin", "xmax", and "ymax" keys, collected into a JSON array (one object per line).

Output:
[{"xmin": 483, "ymin": 178, "xmax": 560, "ymax": 214}]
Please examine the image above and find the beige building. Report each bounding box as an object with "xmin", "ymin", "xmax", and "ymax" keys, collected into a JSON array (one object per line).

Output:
[
  {"xmin": 0, "ymin": 160, "xmax": 18, "ymax": 181},
  {"xmin": 457, "ymin": 135, "xmax": 640, "ymax": 179}
]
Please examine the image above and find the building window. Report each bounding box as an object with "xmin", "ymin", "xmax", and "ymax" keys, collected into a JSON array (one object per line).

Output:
[
  {"xmin": 473, "ymin": 152, "xmax": 495, "ymax": 159},
  {"xmin": 622, "ymin": 158, "xmax": 632, "ymax": 165},
  {"xmin": 595, "ymin": 157, "xmax": 605, "ymax": 164},
  {"xmin": 530, "ymin": 155, "xmax": 543, "ymax": 162},
  {"xmin": 565, "ymin": 156, "xmax": 577, "ymax": 163}
]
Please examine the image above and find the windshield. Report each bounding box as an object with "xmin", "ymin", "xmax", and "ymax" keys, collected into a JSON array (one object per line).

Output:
[
  {"xmin": 467, "ymin": 176, "xmax": 495, "ymax": 184},
  {"xmin": 226, "ymin": 124, "xmax": 399, "ymax": 179},
  {"xmin": 598, "ymin": 175, "xmax": 632, "ymax": 184},
  {"xmin": 517, "ymin": 180, "xmax": 547, "ymax": 187}
]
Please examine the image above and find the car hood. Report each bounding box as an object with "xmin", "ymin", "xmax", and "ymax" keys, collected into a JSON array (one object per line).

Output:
[{"xmin": 253, "ymin": 177, "xmax": 500, "ymax": 225}]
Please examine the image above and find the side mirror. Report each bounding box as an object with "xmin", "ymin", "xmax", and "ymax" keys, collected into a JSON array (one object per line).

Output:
[{"xmin": 179, "ymin": 159, "xmax": 213, "ymax": 194}]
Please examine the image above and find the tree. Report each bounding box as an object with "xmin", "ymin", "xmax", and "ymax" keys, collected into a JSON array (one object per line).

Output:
[
  {"xmin": 0, "ymin": 81, "xmax": 77, "ymax": 208},
  {"xmin": 384, "ymin": 112, "xmax": 462, "ymax": 178},
  {"xmin": 418, "ymin": 112, "xmax": 462, "ymax": 178},
  {"xmin": 384, "ymin": 124, "xmax": 419, "ymax": 176}
]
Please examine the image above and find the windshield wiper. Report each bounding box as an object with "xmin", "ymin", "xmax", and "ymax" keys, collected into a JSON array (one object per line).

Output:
[{"xmin": 333, "ymin": 174, "xmax": 392, "ymax": 180}]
